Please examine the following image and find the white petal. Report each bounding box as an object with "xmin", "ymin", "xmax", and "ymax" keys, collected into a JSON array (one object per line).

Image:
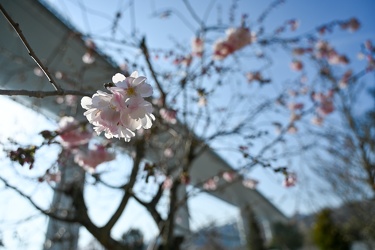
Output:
[
  {"xmin": 137, "ymin": 83, "xmax": 153, "ymax": 97},
  {"xmin": 133, "ymin": 76, "xmax": 146, "ymax": 86},
  {"xmin": 112, "ymin": 73, "xmax": 126, "ymax": 84},
  {"xmin": 130, "ymin": 71, "xmax": 139, "ymax": 78},
  {"xmin": 81, "ymin": 96, "xmax": 93, "ymax": 109}
]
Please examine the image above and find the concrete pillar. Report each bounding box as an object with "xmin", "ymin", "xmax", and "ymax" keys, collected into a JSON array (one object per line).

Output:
[{"xmin": 44, "ymin": 150, "xmax": 85, "ymax": 250}]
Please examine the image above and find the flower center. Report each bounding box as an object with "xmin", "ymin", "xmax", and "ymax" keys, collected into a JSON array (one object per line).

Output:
[{"xmin": 126, "ymin": 87, "xmax": 136, "ymax": 96}]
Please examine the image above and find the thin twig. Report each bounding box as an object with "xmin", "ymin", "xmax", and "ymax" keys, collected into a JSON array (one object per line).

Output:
[
  {"xmin": 0, "ymin": 4, "xmax": 63, "ymax": 92},
  {"xmin": 0, "ymin": 89, "xmax": 92, "ymax": 98},
  {"xmin": 139, "ymin": 37, "xmax": 167, "ymax": 104},
  {"xmin": 0, "ymin": 176, "xmax": 77, "ymax": 222}
]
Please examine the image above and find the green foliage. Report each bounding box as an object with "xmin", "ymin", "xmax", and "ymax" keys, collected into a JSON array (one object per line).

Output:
[
  {"xmin": 312, "ymin": 209, "xmax": 351, "ymax": 250},
  {"xmin": 269, "ymin": 222, "xmax": 303, "ymax": 250}
]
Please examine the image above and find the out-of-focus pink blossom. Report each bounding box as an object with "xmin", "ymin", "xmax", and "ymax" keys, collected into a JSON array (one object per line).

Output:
[
  {"xmin": 33, "ymin": 67, "xmax": 43, "ymax": 77},
  {"xmin": 213, "ymin": 27, "xmax": 255, "ymax": 60},
  {"xmin": 203, "ymin": 177, "xmax": 219, "ymax": 190},
  {"xmin": 340, "ymin": 18, "xmax": 360, "ymax": 32},
  {"xmin": 242, "ymin": 178, "xmax": 258, "ymax": 189},
  {"xmin": 339, "ymin": 70, "xmax": 353, "ymax": 89},
  {"xmin": 82, "ymin": 52, "xmax": 95, "ymax": 64},
  {"xmin": 173, "ymin": 55, "xmax": 193, "ymax": 67},
  {"xmin": 365, "ymin": 40, "xmax": 373, "ymax": 51},
  {"xmin": 160, "ymin": 108, "xmax": 177, "ymax": 124},
  {"xmin": 313, "ymin": 92, "xmax": 335, "ymax": 116},
  {"xmin": 366, "ymin": 55, "xmax": 375, "ymax": 71},
  {"xmin": 162, "ymin": 176, "xmax": 173, "ymax": 190},
  {"xmin": 290, "ymin": 60, "xmax": 304, "ymax": 71},
  {"xmin": 246, "ymin": 72, "xmax": 262, "ymax": 83},
  {"xmin": 180, "ymin": 172, "xmax": 190, "ymax": 185},
  {"xmin": 192, "ymin": 37, "xmax": 204, "ymax": 57},
  {"xmin": 292, "ymin": 47, "xmax": 312, "ymax": 56},
  {"xmin": 164, "ymin": 148, "xmax": 174, "ymax": 158},
  {"xmin": 317, "ymin": 99, "xmax": 334, "ymax": 116},
  {"xmin": 222, "ymin": 171, "xmax": 237, "ymax": 182},
  {"xmin": 288, "ymin": 19, "xmax": 300, "ymax": 31},
  {"xmin": 283, "ymin": 173, "xmax": 297, "ymax": 187},
  {"xmin": 58, "ymin": 116, "xmax": 92, "ymax": 148},
  {"xmin": 290, "ymin": 113, "xmax": 301, "ymax": 123},
  {"xmin": 288, "ymin": 102, "xmax": 304, "ymax": 111},
  {"xmin": 328, "ymin": 51, "xmax": 349, "ymax": 65},
  {"xmin": 311, "ymin": 116, "xmax": 324, "ymax": 126},
  {"xmin": 39, "ymin": 171, "xmax": 61, "ymax": 183},
  {"xmin": 287, "ymin": 124, "xmax": 298, "ymax": 134},
  {"xmin": 74, "ymin": 144, "xmax": 115, "ymax": 173}
]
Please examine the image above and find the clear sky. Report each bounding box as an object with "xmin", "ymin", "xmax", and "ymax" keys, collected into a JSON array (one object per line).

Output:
[{"xmin": 1, "ymin": 0, "xmax": 375, "ymax": 248}]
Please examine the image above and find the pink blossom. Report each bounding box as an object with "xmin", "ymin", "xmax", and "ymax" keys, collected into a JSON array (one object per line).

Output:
[
  {"xmin": 222, "ymin": 171, "xmax": 237, "ymax": 182},
  {"xmin": 74, "ymin": 144, "xmax": 115, "ymax": 173},
  {"xmin": 192, "ymin": 37, "xmax": 204, "ymax": 57},
  {"xmin": 290, "ymin": 113, "xmax": 301, "ymax": 123},
  {"xmin": 340, "ymin": 18, "xmax": 360, "ymax": 32},
  {"xmin": 81, "ymin": 72, "xmax": 155, "ymax": 142},
  {"xmin": 160, "ymin": 108, "xmax": 177, "ymax": 124},
  {"xmin": 82, "ymin": 52, "xmax": 95, "ymax": 64},
  {"xmin": 163, "ymin": 148, "xmax": 174, "ymax": 158},
  {"xmin": 311, "ymin": 116, "xmax": 324, "ymax": 126},
  {"xmin": 290, "ymin": 60, "xmax": 303, "ymax": 71},
  {"xmin": 213, "ymin": 27, "xmax": 255, "ymax": 60},
  {"xmin": 288, "ymin": 19, "xmax": 300, "ymax": 31},
  {"xmin": 58, "ymin": 116, "xmax": 92, "ymax": 148},
  {"xmin": 317, "ymin": 99, "xmax": 334, "ymax": 115},
  {"xmin": 242, "ymin": 178, "xmax": 258, "ymax": 189},
  {"xmin": 33, "ymin": 67, "xmax": 43, "ymax": 77},
  {"xmin": 162, "ymin": 176, "xmax": 173, "ymax": 190},
  {"xmin": 339, "ymin": 70, "xmax": 352, "ymax": 89},
  {"xmin": 111, "ymin": 71, "xmax": 153, "ymax": 99},
  {"xmin": 283, "ymin": 173, "xmax": 297, "ymax": 187},
  {"xmin": 327, "ymin": 51, "xmax": 349, "ymax": 65},
  {"xmin": 365, "ymin": 40, "xmax": 373, "ymax": 51},
  {"xmin": 203, "ymin": 177, "xmax": 219, "ymax": 190},
  {"xmin": 246, "ymin": 71, "xmax": 262, "ymax": 83},
  {"xmin": 39, "ymin": 171, "xmax": 61, "ymax": 183},
  {"xmin": 287, "ymin": 124, "xmax": 298, "ymax": 134},
  {"xmin": 288, "ymin": 102, "xmax": 304, "ymax": 111},
  {"xmin": 292, "ymin": 47, "xmax": 312, "ymax": 56},
  {"xmin": 313, "ymin": 92, "xmax": 335, "ymax": 116}
]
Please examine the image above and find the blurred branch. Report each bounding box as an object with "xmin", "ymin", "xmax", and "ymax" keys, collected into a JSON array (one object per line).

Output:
[
  {"xmin": 0, "ymin": 176, "xmax": 77, "ymax": 223},
  {"xmin": 0, "ymin": 89, "xmax": 92, "ymax": 98},
  {"xmin": 0, "ymin": 4, "xmax": 62, "ymax": 92},
  {"xmin": 139, "ymin": 37, "xmax": 167, "ymax": 104},
  {"xmin": 102, "ymin": 140, "xmax": 145, "ymax": 232}
]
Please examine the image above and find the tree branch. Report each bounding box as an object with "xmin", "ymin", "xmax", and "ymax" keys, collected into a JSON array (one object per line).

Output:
[
  {"xmin": 102, "ymin": 140, "xmax": 145, "ymax": 232},
  {"xmin": 139, "ymin": 37, "xmax": 167, "ymax": 104},
  {"xmin": 0, "ymin": 176, "xmax": 77, "ymax": 223},
  {"xmin": 0, "ymin": 88, "xmax": 92, "ymax": 98},
  {"xmin": 0, "ymin": 4, "xmax": 63, "ymax": 92}
]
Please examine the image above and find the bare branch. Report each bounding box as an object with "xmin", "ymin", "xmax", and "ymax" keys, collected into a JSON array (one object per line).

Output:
[
  {"xmin": 0, "ymin": 88, "xmax": 92, "ymax": 98},
  {"xmin": 0, "ymin": 4, "xmax": 62, "ymax": 92},
  {"xmin": 0, "ymin": 176, "xmax": 77, "ymax": 223},
  {"xmin": 139, "ymin": 37, "xmax": 167, "ymax": 104},
  {"xmin": 102, "ymin": 140, "xmax": 145, "ymax": 232}
]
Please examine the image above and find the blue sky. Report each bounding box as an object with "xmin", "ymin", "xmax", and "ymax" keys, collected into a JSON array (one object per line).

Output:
[{"xmin": 1, "ymin": 0, "xmax": 375, "ymax": 248}]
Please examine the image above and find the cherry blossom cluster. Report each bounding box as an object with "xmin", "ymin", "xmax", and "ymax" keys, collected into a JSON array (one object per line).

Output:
[
  {"xmin": 74, "ymin": 144, "xmax": 115, "ymax": 173},
  {"xmin": 213, "ymin": 27, "xmax": 256, "ymax": 60},
  {"xmin": 57, "ymin": 116, "xmax": 116, "ymax": 174},
  {"xmin": 81, "ymin": 71, "xmax": 155, "ymax": 142}
]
